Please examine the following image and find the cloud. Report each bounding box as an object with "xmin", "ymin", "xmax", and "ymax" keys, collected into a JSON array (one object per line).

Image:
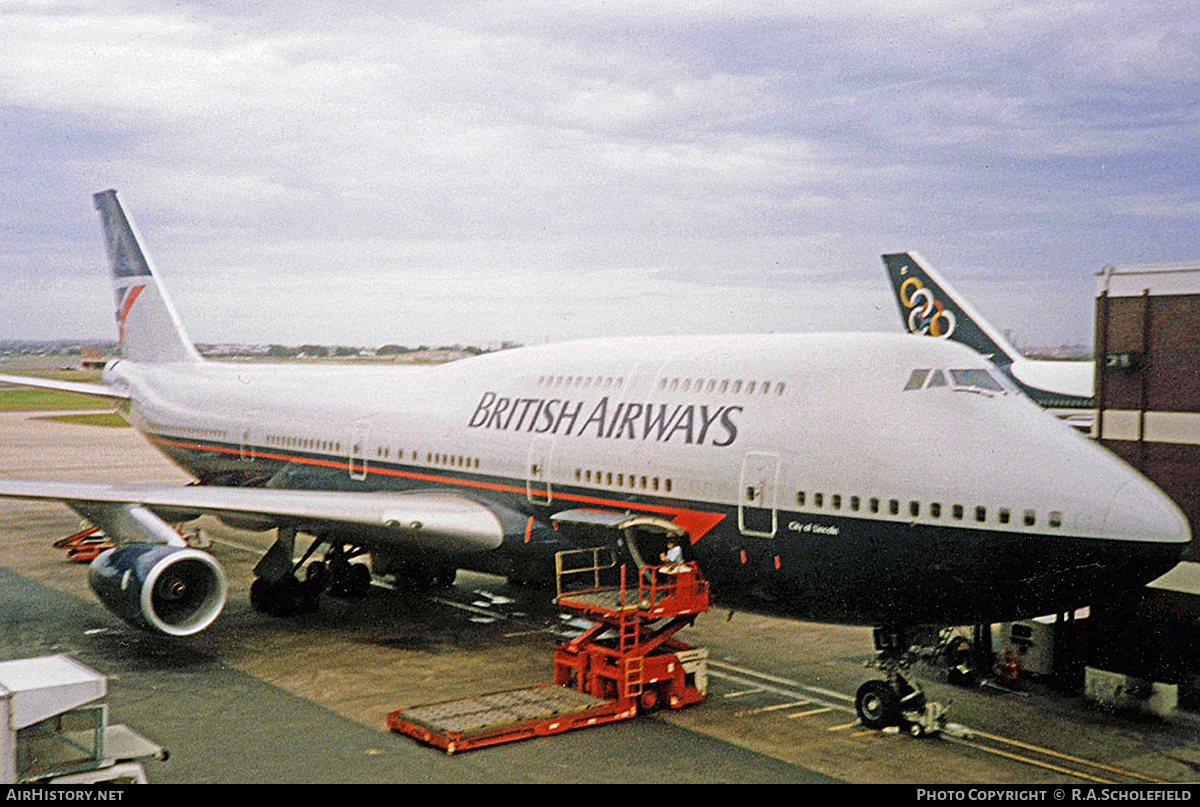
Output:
[{"xmin": 0, "ymin": 1, "xmax": 1198, "ymax": 349}]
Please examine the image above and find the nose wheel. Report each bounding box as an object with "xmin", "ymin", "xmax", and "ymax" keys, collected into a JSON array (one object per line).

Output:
[
  {"xmin": 855, "ymin": 626, "xmax": 945, "ymax": 738},
  {"xmin": 855, "ymin": 680, "xmax": 900, "ymax": 729}
]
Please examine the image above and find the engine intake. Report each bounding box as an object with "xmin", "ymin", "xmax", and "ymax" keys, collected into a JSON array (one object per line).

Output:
[{"xmin": 89, "ymin": 543, "xmax": 227, "ymax": 636}]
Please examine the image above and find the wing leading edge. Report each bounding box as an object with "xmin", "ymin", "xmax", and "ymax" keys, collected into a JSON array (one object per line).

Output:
[
  {"xmin": 0, "ymin": 480, "xmax": 503, "ymax": 554},
  {"xmin": 0, "ymin": 374, "xmax": 130, "ymax": 400}
]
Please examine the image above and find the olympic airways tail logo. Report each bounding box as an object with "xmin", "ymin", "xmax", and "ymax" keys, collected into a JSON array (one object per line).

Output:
[{"xmin": 898, "ymin": 275, "xmax": 957, "ymax": 339}]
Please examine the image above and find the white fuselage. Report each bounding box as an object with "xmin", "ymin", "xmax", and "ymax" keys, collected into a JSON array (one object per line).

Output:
[{"xmin": 104, "ymin": 331, "xmax": 1189, "ymax": 626}]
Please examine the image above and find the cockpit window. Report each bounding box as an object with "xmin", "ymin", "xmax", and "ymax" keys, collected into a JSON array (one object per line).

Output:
[
  {"xmin": 903, "ymin": 369, "xmax": 929, "ymax": 391},
  {"xmin": 949, "ymin": 369, "xmax": 1005, "ymax": 394},
  {"xmin": 905, "ymin": 367, "xmax": 1011, "ymax": 395}
]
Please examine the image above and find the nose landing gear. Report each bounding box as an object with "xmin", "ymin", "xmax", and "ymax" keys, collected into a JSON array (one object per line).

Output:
[{"xmin": 854, "ymin": 626, "xmax": 947, "ymax": 738}]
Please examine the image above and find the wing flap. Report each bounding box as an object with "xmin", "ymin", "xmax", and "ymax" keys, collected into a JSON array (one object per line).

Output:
[{"xmin": 0, "ymin": 480, "xmax": 503, "ymax": 554}]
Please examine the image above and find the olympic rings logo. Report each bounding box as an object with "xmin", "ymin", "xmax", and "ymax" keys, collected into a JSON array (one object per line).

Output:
[{"xmin": 899, "ymin": 277, "xmax": 957, "ymax": 338}]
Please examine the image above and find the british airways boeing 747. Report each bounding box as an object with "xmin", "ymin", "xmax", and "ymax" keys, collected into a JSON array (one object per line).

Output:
[{"xmin": 0, "ymin": 192, "xmax": 1187, "ymax": 730}]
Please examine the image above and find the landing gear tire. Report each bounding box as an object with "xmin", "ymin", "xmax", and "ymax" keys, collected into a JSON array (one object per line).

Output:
[
  {"xmin": 250, "ymin": 575, "xmax": 308, "ymax": 617},
  {"xmin": 351, "ymin": 562, "xmax": 372, "ymax": 596},
  {"xmin": 299, "ymin": 561, "xmax": 327, "ymax": 612},
  {"xmin": 855, "ymin": 680, "xmax": 901, "ymax": 729},
  {"xmin": 328, "ymin": 559, "xmax": 372, "ymax": 598},
  {"xmin": 305, "ymin": 560, "xmax": 328, "ymax": 590}
]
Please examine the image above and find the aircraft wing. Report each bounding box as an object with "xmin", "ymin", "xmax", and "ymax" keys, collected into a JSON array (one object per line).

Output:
[
  {"xmin": 0, "ymin": 479, "xmax": 503, "ymax": 554},
  {"xmin": 0, "ymin": 373, "xmax": 130, "ymax": 400}
]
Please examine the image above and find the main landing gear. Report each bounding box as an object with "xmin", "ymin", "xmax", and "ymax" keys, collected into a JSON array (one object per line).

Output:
[
  {"xmin": 854, "ymin": 627, "xmax": 947, "ymax": 738},
  {"xmin": 249, "ymin": 528, "xmax": 374, "ymax": 617}
]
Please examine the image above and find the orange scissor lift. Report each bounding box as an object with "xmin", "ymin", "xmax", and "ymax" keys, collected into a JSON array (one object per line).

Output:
[{"xmin": 387, "ymin": 548, "xmax": 711, "ymax": 754}]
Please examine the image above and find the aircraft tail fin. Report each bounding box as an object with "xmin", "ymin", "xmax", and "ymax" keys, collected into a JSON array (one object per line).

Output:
[
  {"xmin": 881, "ymin": 252, "xmax": 1021, "ymax": 365},
  {"xmin": 93, "ymin": 190, "xmax": 201, "ymax": 364}
]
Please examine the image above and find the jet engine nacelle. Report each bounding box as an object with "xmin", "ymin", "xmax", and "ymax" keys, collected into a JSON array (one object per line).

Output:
[{"xmin": 88, "ymin": 543, "xmax": 227, "ymax": 636}]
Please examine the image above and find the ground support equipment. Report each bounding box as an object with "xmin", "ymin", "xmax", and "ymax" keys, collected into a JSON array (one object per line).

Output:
[
  {"xmin": 552, "ymin": 558, "xmax": 710, "ymax": 714},
  {"xmin": 53, "ymin": 526, "xmax": 114, "ymax": 563},
  {"xmin": 387, "ymin": 550, "xmax": 710, "ymax": 754},
  {"xmin": 386, "ymin": 684, "xmax": 635, "ymax": 755},
  {"xmin": 1, "ymin": 655, "xmax": 166, "ymax": 784}
]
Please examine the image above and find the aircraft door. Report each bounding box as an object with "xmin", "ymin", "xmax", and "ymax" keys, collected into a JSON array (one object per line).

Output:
[
  {"xmin": 526, "ymin": 436, "xmax": 554, "ymax": 505},
  {"xmin": 240, "ymin": 411, "xmax": 261, "ymax": 462},
  {"xmin": 739, "ymin": 451, "xmax": 780, "ymax": 537},
  {"xmin": 348, "ymin": 421, "xmax": 368, "ymax": 481}
]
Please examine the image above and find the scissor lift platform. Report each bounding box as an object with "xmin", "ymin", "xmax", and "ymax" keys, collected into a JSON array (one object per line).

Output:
[{"xmin": 388, "ymin": 549, "xmax": 710, "ymax": 754}]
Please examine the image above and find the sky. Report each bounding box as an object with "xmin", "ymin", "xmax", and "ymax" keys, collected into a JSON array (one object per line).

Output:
[{"xmin": 2, "ymin": 0, "xmax": 1199, "ymax": 349}]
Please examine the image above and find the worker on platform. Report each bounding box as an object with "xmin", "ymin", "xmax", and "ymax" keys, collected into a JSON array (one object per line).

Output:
[{"xmin": 660, "ymin": 539, "xmax": 686, "ymax": 574}]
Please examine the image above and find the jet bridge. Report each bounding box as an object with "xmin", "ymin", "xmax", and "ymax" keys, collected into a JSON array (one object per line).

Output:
[{"xmin": 0, "ymin": 655, "xmax": 165, "ymax": 784}]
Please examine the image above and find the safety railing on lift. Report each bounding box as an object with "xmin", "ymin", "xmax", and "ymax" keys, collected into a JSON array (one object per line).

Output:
[
  {"xmin": 555, "ymin": 546, "xmax": 622, "ymax": 598},
  {"xmin": 555, "ymin": 547, "xmax": 708, "ymax": 615}
]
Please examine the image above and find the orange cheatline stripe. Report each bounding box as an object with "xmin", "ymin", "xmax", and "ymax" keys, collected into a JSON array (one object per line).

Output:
[{"xmin": 149, "ymin": 434, "xmax": 727, "ymax": 540}]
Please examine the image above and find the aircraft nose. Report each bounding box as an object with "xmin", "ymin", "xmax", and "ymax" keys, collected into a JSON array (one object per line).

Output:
[{"xmin": 1102, "ymin": 473, "xmax": 1192, "ymax": 550}]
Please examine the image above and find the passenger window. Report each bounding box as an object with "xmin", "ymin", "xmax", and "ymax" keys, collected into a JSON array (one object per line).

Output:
[
  {"xmin": 909, "ymin": 501, "xmax": 920, "ymax": 517},
  {"xmin": 1023, "ymin": 510, "xmax": 1036, "ymax": 526},
  {"xmin": 869, "ymin": 498, "xmax": 880, "ymax": 513},
  {"xmin": 998, "ymin": 508, "xmax": 1010, "ymax": 524},
  {"xmin": 850, "ymin": 496, "xmax": 860, "ymax": 512},
  {"xmin": 814, "ymin": 493, "xmax": 824, "ymax": 508},
  {"xmin": 888, "ymin": 499, "xmax": 899, "ymax": 515},
  {"xmin": 1049, "ymin": 511, "xmax": 1062, "ymax": 528},
  {"xmin": 797, "ymin": 491, "xmax": 806, "ymax": 506},
  {"xmin": 930, "ymin": 503, "xmax": 941, "ymax": 518},
  {"xmin": 952, "ymin": 505, "xmax": 963, "ymax": 520},
  {"xmin": 975, "ymin": 506, "xmax": 987, "ymax": 522},
  {"xmin": 831, "ymin": 494, "xmax": 841, "ymax": 510}
]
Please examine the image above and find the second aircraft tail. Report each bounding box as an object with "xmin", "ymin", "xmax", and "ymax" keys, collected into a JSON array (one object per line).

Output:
[
  {"xmin": 93, "ymin": 190, "xmax": 201, "ymax": 364},
  {"xmin": 881, "ymin": 252, "xmax": 1020, "ymax": 366}
]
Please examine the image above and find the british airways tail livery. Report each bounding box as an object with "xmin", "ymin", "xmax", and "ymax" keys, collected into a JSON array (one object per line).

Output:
[
  {"xmin": 0, "ymin": 192, "xmax": 1188, "ymax": 730},
  {"xmin": 882, "ymin": 252, "xmax": 1095, "ymax": 428}
]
